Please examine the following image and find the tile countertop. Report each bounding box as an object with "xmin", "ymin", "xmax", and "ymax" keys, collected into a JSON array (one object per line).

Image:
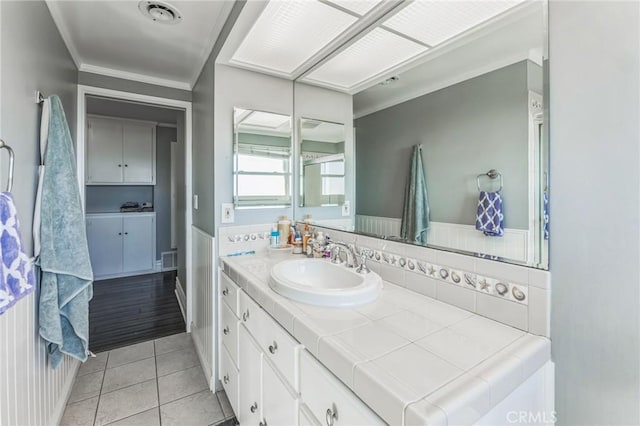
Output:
[{"xmin": 220, "ymin": 254, "xmax": 550, "ymax": 426}]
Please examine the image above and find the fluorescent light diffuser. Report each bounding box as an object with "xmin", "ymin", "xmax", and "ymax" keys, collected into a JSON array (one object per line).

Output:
[
  {"xmin": 231, "ymin": 1, "xmax": 357, "ymax": 75},
  {"xmin": 324, "ymin": 0, "xmax": 382, "ymax": 16},
  {"xmin": 303, "ymin": 27, "xmax": 427, "ymax": 91},
  {"xmin": 384, "ymin": 1, "xmax": 524, "ymax": 46},
  {"xmin": 241, "ymin": 111, "xmax": 291, "ymax": 130}
]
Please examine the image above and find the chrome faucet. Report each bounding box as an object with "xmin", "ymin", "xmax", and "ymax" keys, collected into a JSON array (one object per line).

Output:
[{"xmin": 327, "ymin": 242, "xmax": 370, "ymax": 274}]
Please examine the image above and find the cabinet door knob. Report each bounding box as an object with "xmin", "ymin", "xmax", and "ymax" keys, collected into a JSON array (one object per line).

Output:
[
  {"xmin": 223, "ymin": 326, "xmax": 229, "ymax": 335},
  {"xmin": 125, "ymin": 164, "xmax": 128, "ymax": 167},
  {"xmin": 223, "ymin": 374, "xmax": 229, "ymax": 384},
  {"xmin": 118, "ymin": 232, "xmax": 122, "ymax": 235},
  {"xmin": 326, "ymin": 406, "xmax": 338, "ymax": 426},
  {"xmin": 250, "ymin": 402, "xmax": 258, "ymax": 413},
  {"xmin": 268, "ymin": 341, "xmax": 278, "ymax": 354},
  {"xmin": 242, "ymin": 310, "xmax": 250, "ymax": 322},
  {"xmin": 118, "ymin": 164, "xmax": 122, "ymax": 167},
  {"xmin": 222, "ymin": 288, "xmax": 229, "ymax": 296}
]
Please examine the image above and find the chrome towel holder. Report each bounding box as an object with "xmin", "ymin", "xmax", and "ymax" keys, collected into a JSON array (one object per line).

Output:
[
  {"xmin": 0, "ymin": 139, "xmax": 15, "ymax": 193},
  {"xmin": 476, "ymin": 169, "xmax": 503, "ymax": 192}
]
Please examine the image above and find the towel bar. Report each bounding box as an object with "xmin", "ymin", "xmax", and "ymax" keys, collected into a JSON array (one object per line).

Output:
[
  {"xmin": 476, "ymin": 169, "xmax": 503, "ymax": 192},
  {"xmin": 0, "ymin": 139, "xmax": 14, "ymax": 192}
]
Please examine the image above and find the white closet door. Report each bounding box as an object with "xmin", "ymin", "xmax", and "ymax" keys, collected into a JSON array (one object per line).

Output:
[
  {"xmin": 87, "ymin": 118, "xmax": 123, "ymax": 183},
  {"xmin": 122, "ymin": 215, "xmax": 155, "ymax": 273},
  {"xmin": 86, "ymin": 216, "xmax": 123, "ymax": 276},
  {"xmin": 123, "ymin": 124, "xmax": 155, "ymax": 184}
]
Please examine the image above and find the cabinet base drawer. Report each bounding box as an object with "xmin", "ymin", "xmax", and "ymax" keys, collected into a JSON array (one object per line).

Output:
[
  {"xmin": 300, "ymin": 350, "xmax": 384, "ymax": 426},
  {"xmin": 220, "ymin": 271, "xmax": 240, "ymax": 317},
  {"xmin": 220, "ymin": 345, "xmax": 239, "ymax": 417}
]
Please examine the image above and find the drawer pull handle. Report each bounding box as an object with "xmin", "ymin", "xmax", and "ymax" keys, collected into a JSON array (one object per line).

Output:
[
  {"xmin": 259, "ymin": 419, "xmax": 267, "ymax": 426},
  {"xmin": 326, "ymin": 406, "xmax": 338, "ymax": 426},
  {"xmin": 242, "ymin": 310, "xmax": 250, "ymax": 322},
  {"xmin": 223, "ymin": 374, "xmax": 229, "ymax": 384},
  {"xmin": 222, "ymin": 288, "xmax": 229, "ymax": 296},
  {"xmin": 223, "ymin": 326, "xmax": 229, "ymax": 335},
  {"xmin": 268, "ymin": 341, "xmax": 278, "ymax": 354},
  {"xmin": 250, "ymin": 402, "xmax": 258, "ymax": 413}
]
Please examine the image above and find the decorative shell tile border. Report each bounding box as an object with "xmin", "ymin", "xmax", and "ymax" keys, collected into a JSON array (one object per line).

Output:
[
  {"xmin": 354, "ymin": 244, "xmax": 529, "ymax": 306},
  {"xmin": 226, "ymin": 232, "xmax": 270, "ymax": 243}
]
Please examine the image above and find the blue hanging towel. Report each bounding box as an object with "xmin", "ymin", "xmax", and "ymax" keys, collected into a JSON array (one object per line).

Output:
[
  {"xmin": 476, "ymin": 191, "xmax": 504, "ymax": 237},
  {"xmin": 35, "ymin": 96, "xmax": 93, "ymax": 367},
  {"xmin": 400, "ymin": 145, "xmax": 430, "ymax": 244},
  {"xmin": 0, "ymin": 192, "xmax": 35, "ymax": 315}
]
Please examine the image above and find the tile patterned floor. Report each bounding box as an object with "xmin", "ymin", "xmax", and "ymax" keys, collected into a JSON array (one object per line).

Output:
[{"xmin": 61, "ymin": 333, "xmax": 236, "ymax": 426}]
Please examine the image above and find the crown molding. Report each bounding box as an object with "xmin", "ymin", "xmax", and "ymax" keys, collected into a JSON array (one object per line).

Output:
[{"xmin": 79, "ymin": 64, "xmax": 192, "ymax": 91}]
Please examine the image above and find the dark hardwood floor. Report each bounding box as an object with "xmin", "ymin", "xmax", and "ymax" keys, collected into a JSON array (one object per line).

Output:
[{"xmin": 89, "ymin": 271, "xmax": 185, "ymax": 353}]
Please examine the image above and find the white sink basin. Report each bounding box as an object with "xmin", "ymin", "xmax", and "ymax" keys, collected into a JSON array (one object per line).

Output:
[{"xmin": 269, "ymin": 259, "xmax": 383, "ymax": 307}]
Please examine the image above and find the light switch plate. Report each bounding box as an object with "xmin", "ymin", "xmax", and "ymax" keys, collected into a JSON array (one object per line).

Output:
[
  {"xmin": 342, "ymin": 200, "xmax": 350, "ymax": 216},
  {"xmin": 193, "ymin": 194, "xmax": 199, "ymax": 210},
  {"xmin": 221, "ymin": 203, "xmax": 235, "ymax": 223}
]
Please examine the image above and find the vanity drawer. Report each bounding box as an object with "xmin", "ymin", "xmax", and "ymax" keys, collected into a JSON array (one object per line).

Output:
[
  {"xmin": 220, "ymin": 271, "xmax": 240, "ymax": 317},
  {"xmin": 300, "ymin": 350, "xmax": 384, "ymax": 426},
  {"xmin": 220, "ymin": 345, "xmax": 239, "ymax": 417},
  {"xmin": 221, "ymin": 301, "xmax": 239, "ymax": 367},
  {"xmin": 239, "ymin": 290, "xmax": 301, "ymax": 391}
]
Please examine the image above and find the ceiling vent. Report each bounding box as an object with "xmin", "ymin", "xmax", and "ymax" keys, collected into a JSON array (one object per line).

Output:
[{"xmin": 138, "ymin": 1, "xmax": 182, "ymax": 25}]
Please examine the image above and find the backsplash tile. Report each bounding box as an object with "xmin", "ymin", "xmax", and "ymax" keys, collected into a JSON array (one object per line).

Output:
[{"xmin": 217, "ymin": 223, "xmax": 551, "ymax": 338}]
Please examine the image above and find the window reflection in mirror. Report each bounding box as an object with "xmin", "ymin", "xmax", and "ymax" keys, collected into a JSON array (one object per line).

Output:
[
  {"xmin": 233, "ymin": 108, "xmax": 293, "ymax": 207},
  {"xmin": 299, "ymin": 119, "xmax": 346, "ymax": 207}
]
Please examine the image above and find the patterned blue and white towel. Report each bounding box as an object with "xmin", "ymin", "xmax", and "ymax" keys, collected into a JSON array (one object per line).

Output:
[
  {"xmin": 543, "ymin": 191, "xmax": 550, "ymax": 240},
  {"xmin": 0, "ymin": 192, "xmax": 35, "ymax": 315},
  {"xmin": 476, "ymin": 191, "xmax": 504, "ymax": 237}
]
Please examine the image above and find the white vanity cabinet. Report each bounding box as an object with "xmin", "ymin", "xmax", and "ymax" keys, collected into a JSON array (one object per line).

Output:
[
  {"xmin": 219, "ymin": 270, "xmax": 384, "ymax": 426},
  {"xmin": 86, "ymin": 213, "xmax": 156, "ymax": 279},
  {"xmin": 86, "ymin": 115, "xmax": 156, "ymax": 185}
]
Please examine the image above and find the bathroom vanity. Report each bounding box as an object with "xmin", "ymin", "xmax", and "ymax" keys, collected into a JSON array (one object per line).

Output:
[{"xmin": 218, "ymin": 253, "xmax": 552, "ymax": 426}]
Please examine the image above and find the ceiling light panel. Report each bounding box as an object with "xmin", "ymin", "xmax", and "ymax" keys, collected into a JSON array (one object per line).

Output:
[
  {"xmin": 303, "ymin": 27, "xmax": 427, "ymax": 91},
  {"xmin": 384, "ymin": 0, "xmax": 525, "ymax": 46},
  {"xmin": 241, "ymin": 111, "xmax": 291, "ymax": 130},
  {"xmin": 231, "ymin": 1, "xmax": 358, "ymax": 75},
  {"xmin": 323, "ymin": 0, "xmax": 383, "ymax": 16}
]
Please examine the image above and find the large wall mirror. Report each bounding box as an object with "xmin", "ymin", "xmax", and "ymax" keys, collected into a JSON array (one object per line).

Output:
[
  {"xmin": 233, "ymin": 108, "xmax": 293, "ymax": 207},
  {"xmin": 295, "ymin": 1, "xmax": 548, "ymax": 269},
  {"xmin": 299, "ymin": 118, "xmax": 346, "ymax": 207}
]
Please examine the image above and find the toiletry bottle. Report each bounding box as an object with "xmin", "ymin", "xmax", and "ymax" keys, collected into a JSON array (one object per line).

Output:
[
  {"xmin": 270, "ymin": 226, "xmax": 280, "ymax": 248},
  {"xmin": 278, "ymin": 215, "xmax": 290, "ymax": 247},
  {"xmin": 302, "ymin": 224, "xmax": 311, "ymax": 252},
  {"xmin": 313, "ymin": 231, "xmax": 324, "ymax": 258},
  {"xmin": 293, "ymin": 237, "xmax": 303, "ymax": 254}
]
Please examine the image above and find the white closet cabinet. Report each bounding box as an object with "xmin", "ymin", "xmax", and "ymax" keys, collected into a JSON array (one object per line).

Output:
[
  {"xmin": 86, "ymin": 116, "xmax": 156, "ymax": 185},
  {"xmin": 86, "ymin": 213, "xmax": 156, "ymax": 279}
]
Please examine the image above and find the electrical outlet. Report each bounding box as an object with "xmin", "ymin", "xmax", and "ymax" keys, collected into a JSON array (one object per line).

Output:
[
  {"xmin": 342, "ymin": 200, "xmax": 350, "ymax": 216},
  {"xmin": 221, "ymin": 203, "xmax": 235, "ymax": 223},
  {"xmin": 193, "ymin": 194, "xmax": 199, "ymax": 210}
]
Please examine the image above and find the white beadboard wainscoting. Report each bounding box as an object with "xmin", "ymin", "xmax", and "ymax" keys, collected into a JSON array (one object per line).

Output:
[
  {"xmin": 356, "ymin": 215, "xmax": 531, "ymax": 263},
  {"xmin": 0, "ymin": 293, "xmax": 79, "ymax": 426},
  {"xmin": 191, "ymin": 226, "xmax": 215, "ymax": 390}
]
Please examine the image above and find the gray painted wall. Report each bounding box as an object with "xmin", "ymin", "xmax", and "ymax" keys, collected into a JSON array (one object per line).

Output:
[
  {"xmin": 78, "ymin": 71, "xmax": 192, "ymax": 102},
  {"xmin": 0, "ymin": 2, "xmax": 78, "ymax": 425},
  {"xmin": 550, "ymin": 2, "xmax": 640, "ymax": 425},
  {"xmin": 355, "ymin": 61, "xmax": 538, "ymax": 229},
  {"xmin": 192, "ymin": 53, "xmax": 216, "ymax": 235},
  {"xmin": 155, "ymin": 127, "xmax": 176, "ymax": 260}
]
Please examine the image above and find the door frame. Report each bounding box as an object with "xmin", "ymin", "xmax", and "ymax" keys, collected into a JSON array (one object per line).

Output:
[{"xmin": 76, "ymin": 84, "xmax": 194, "ymax": 331}]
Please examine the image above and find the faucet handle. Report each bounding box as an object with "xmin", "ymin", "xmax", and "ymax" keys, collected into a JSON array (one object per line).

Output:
[
  {"xmin": 330, "ymin": 245, "xmax": 344, "ymax": 265},
  {"xmin": 356, "ymin": 253, "xmax": 371, "ymax": 274}
]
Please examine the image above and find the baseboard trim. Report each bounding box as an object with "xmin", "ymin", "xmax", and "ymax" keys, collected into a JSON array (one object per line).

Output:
[
  {"xmin": 175, "ymin": 277, "xmax": 186, "ymax": 323},
  {"xmin": 52, "ymin": 358, "xmax": 81, "ymax": 426}
]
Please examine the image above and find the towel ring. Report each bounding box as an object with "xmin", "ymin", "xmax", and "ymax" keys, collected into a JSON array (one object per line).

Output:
[
  {"xmin": 0, "ymin": 139, "xmax": 15, "ymax": 192},
  {"xmin": 476, "ymin": 169, "xmax": 503, "ymax": 192}
]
